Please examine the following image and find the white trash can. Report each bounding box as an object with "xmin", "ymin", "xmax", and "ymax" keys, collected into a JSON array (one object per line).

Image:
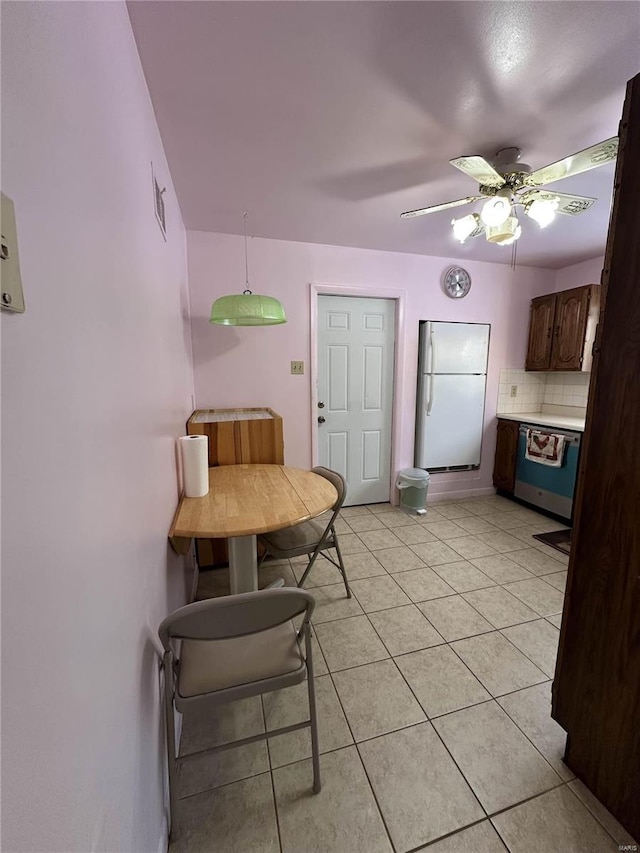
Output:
[{"xmin": 396, "ymin": 468, "xmax": 430, "ymax": 515}]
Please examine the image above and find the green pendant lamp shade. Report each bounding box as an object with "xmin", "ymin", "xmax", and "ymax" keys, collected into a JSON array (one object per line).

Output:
[
  {"xmin": 209, "ymin": 212, "xmax": 287, "ymax": 327},
  {"xmin": 210, "ymin": 290, "xmax": 286, "ymax": 326}
]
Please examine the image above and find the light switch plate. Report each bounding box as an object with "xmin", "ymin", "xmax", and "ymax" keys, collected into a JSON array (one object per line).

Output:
[
  {"xmin": 1, "ymin": 192, "xmax": 26, "ymax": 313},
  {"xmin": 291, "ymin": 361, "xmax": 304, "ymax": 375}
]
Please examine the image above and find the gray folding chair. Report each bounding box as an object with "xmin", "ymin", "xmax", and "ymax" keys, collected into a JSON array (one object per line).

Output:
[
  {"xmin": 158, "ymin": 587, "xmax": 320, "ymax": 837},
  {"xmin": 258, "ymin": 466, "xmax": 351, "ymax": 598}
]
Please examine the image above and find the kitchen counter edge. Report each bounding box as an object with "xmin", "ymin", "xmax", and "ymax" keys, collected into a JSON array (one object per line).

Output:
[{"xmin": 496, "ymin": 411, "xmax": 586, "ymax": 432}]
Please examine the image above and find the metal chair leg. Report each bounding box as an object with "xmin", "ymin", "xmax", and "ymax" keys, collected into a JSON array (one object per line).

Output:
[
  {"xmin": 333, "ymin": 534, "xmax": 352, "ymax": 598},
  {"xmin": 296, "ymin": 548, "xmax": 321, "ymax": 590},
  {"xmin": 304, "ymin": 624, "xmax": 321, "ymax": 793},
  {"xmin": 163, "ymin": 654, "xmax": 178, "ymax": 838}
]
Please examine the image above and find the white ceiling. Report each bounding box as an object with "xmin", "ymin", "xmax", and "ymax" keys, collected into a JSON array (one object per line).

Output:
[{"xmin": 128, "ymin": 1, "xmax": 640, "ymax": 269}]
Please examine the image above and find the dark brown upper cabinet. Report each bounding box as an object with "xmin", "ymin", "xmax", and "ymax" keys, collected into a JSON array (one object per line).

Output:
[
  {"xmin": 525, "ymin": 284, "xmax": 601, "ymax": 372},
  {"xmin": 525, "ymin": 294, "xmax": 556, "ymax": 370}
]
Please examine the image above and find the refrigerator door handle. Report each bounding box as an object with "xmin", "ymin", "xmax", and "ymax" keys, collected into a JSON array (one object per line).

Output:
[
  {"xmin": 427, "ymin": 374, "xmax": 434, "ymax": 416},
  {"xmin": 430, "ymin": 329, "xmax": 437, "ymax": 374}
]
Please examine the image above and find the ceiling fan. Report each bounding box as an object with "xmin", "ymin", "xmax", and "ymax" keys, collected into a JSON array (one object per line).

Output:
[{"xmin": 400, "ymin": 137, "xmax": 618, "ymax": 247}]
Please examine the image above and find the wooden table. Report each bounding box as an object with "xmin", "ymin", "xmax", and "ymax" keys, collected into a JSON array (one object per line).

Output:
[{"xmin": 169, "ymin": 464, "xmax": 337, "ymax": 594}]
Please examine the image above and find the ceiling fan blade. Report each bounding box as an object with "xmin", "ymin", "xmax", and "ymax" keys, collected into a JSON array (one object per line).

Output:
[
  {"xmin": 449, "ymin": 156, "xmax": 506, "ymax": 188},
  {"xmin": 525, "ymin": 137, "xmax": 618, "ymax": 187},
  {"xmin": 520, "ymin": 189, "xmax": 597, "ymax": 216},
  {"xmin": 400, "ymin": 196, "xmax": 481, "ymax": 219}
]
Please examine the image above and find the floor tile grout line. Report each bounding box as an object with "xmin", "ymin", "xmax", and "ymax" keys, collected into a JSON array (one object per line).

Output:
[
  {"xmin": 366, "ymin": 602, "xmax": 447, "ymax": 658},
  {"xmin": 429, "ymin": 560, "xmax": 499, "ymax": 592},
  {"xmin": 496, "ymin": 623, "xmax": 559, "ymax": 679},
  {"xmin": 537, "ymin": 571, "xmax": 569, "ymax": 593},
  {"xmin": 176, "ymin": 767, "xmax": 274, "ymax": 803},
  {"xmin": 456, "ymin": 590, "xmax": 543, "ymax": 632},
  {"xmin": 563, "ymin": 780, "xmax": 638, "ymax": 848},
  {"xmin": 404, "ymin": 817, "xmax": 510, "ymax": 852},
  {"xmin": 353, "ymin": 742, "xmax": 401, "ymax": 853},
  {"xmin": 492, "ymin": 692, "xmax": 575, "ymax": 785},
  {"xmin": 355, "ymin": 610, "xmax": 493, "ymax": 824},
  {"xmin": 486, "ymin": 777, "xmax": 575, "ymax": 821},
  {"xmin": 184, "ymin": 724, "xmax": 571, "ymax": 841},
  {"xmin": 267, "ymin": 768, "xmax": 284, "ymax": 853},
  {"xmin": 320, "ymin": 641, "xmax": 398, "ymax": 853},
  {"xmin": 447, "ymin": 626, "xmax": 549, "ymax": 694}
]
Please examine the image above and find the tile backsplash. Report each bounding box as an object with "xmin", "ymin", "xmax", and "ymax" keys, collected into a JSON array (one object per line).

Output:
[
  {"xmin": 543, "ymin": 373, "xmax": 590, "ymax": 407},
  {"xmin": 497, "ymin": 369, "xmax": 590, "ymax": 414}
]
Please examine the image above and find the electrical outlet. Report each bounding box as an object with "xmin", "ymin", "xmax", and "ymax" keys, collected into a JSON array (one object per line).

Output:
[
  {"xmin": 291, "ymin": 361, "xmax": 304, "ymax": 375},
  {"xmin": 510, "ymin": 385, "xmax": 518, "ymax": 397}
]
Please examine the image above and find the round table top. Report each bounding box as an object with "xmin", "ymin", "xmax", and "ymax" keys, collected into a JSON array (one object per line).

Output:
[{"xmin": 169, "ymin": 464, "xmax": 338, "ymax": 539}]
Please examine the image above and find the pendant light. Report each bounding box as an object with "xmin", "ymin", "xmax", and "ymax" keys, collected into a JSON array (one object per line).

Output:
[{"xmin": 210, "ymin": 212, "xmax": 286, "ymax": 326}]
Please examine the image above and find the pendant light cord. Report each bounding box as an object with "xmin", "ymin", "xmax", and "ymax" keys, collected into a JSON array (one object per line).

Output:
[{"xmin": 243, "ymin": 211, "xmax": 252, "ymax": 294}]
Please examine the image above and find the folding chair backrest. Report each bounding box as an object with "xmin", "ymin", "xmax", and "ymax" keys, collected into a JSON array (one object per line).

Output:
[
  {"xmin": 312, "ymin": 467, "xmax": 346, "ymax": 517},
  {"xmin": 158, "ymin": 587, "xmax": 314, "ymax": 649}
]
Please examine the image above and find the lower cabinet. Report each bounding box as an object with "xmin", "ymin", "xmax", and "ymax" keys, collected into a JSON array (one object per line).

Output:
[{"xmin": 493, "ymin": 419, "xmax": 519, "ymax": 494}]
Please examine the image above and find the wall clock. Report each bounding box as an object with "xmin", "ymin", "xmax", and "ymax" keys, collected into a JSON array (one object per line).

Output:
[{"xmin": 443, "ymin": 266, "xmax": 472, "ymax": 299}]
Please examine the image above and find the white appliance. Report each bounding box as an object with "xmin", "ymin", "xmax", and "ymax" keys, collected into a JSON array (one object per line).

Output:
[{"xmin": 415, "ymin": 321, "xmax": 490, "ymax": 470}]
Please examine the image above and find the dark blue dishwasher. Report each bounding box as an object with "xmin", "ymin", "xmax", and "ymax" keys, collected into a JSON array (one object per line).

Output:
[{"xmin": 514, "ymin": 424, "xmax": 582, "ymax": 520}]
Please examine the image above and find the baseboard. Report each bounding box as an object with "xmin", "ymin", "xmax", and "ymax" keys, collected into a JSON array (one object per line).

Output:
[{"xmin": 428, "ymin": 486, "xmax": 496, "ymax": 502}]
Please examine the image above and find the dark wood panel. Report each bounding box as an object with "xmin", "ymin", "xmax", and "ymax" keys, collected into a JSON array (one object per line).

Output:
[
  {"xmin": 493, "ymin": 419, "xmax": 519, "ymax": 494},
  {"xmin": 552, "ymin": 72, "xmax": 640, "ymax": 840},
  {"xmin": 550, "ymin": 286, "xmax": 590, "ymax": 371},
  {"xmin": 525, "ymin": 294, "xmax": 555, "ymax": 371}
]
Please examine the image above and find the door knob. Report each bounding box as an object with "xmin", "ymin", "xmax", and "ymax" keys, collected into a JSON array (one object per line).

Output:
[
  {"xmin": 318, "ymin": 401, "xmax": 325, "ymax": 408},
  {"xmin": 318, "ymin": 416, "xmax": 326, "ymax": 424}
]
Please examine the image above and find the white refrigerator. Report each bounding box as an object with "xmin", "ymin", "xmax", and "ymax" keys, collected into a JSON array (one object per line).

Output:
[{"xmin": 415, "ymin": 321, "xmax": 490, "ymax": 470}]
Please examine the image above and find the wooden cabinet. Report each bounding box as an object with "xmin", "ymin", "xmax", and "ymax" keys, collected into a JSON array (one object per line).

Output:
[
  {"xmin": 492, "ymin": 419, "xmax": 519, "ymax": 494},
  {"xmin": 552, "ymin": 73, "xmax": 640, "ymax": 840},
  {"xmin": 526, "ymin": 294, "xmax": 555, "ymax": 370},
  {"xmin": 525, "ymin": 285, "xmax": 600, "ymax": 372},
  {"xmin": 187, "ymin": 407, "xmax": 284, "ymax": 466},
  {"xmin": 187, "ymin": 408, "xmax": 284, "ymax": 567}
]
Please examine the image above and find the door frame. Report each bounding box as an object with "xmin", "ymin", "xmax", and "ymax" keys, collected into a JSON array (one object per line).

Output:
[{"xmin": 310, "ymin": 283, "xmax": 408, "ymax": 505}]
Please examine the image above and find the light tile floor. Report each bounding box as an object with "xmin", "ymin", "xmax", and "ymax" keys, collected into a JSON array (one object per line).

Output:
[{"xmin": 172, "ymin": 495, "xmax": 637, "ymax": 853}]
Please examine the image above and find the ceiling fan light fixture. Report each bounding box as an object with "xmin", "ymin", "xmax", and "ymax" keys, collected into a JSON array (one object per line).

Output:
[
  {"xmin": 451, "ymin": 213, "xmax": 482, "ymax": 243},
  {"xmin": 480, "ymin": 190, "xmax": 512, "ymax": 227},
  {"xmin": 525, "ymin": 197, "xmax": 559, "ymax": 228},
  {"xmin": 486, "ymin": 215, "xmax": 521, "ymax": 246}
]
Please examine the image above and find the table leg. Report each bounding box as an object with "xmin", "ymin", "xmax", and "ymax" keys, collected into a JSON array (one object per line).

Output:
[{"xmin": 228, "ymin": 535, "xmax": 258, "ymax": 594}]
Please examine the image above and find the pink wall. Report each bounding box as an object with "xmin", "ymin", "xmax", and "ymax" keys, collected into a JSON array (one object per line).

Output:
[
  {"xmin": 187, "ymin": 231, "xmax": 555, "ymax": 498},
  {"xmin": 554, "ymin": 256, "xmax": 604, "ymax": 291},
  {"xmin": 1, "ymin": 4, "xmax": 193, "ymax": 851}
]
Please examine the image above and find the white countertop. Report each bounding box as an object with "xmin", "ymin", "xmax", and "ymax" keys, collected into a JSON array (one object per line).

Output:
[{"xmin": 497, "ymin": 411, "xmax": 586, "ymax": 432}]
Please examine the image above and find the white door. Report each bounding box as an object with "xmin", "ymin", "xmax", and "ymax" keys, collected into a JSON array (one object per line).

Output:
[
  {"xmin": 415, "ymin": 374, "xmax": 487, "ymax": 469},
  {"xmin": 317, "ymin": 295, "xmax": 396, "ymax": 505}
]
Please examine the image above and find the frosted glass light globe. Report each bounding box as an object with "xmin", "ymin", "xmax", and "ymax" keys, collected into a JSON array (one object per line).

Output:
[
  {"xmin": 480, "ymin": 193, "xmax": 512, "ymax": 227},
  {"xmin": 526, "ymin": 197, "xmax": 559, "ymax": 228},
  {"xmin": 451, "ymin": 213, "xmax": 481, "ymax": 243}
]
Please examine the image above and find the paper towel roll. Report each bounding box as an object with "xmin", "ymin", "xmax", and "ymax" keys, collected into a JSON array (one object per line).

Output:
[{"xmin": 179, "ymin": 435, "xmax": 209, "ymax": 497}]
